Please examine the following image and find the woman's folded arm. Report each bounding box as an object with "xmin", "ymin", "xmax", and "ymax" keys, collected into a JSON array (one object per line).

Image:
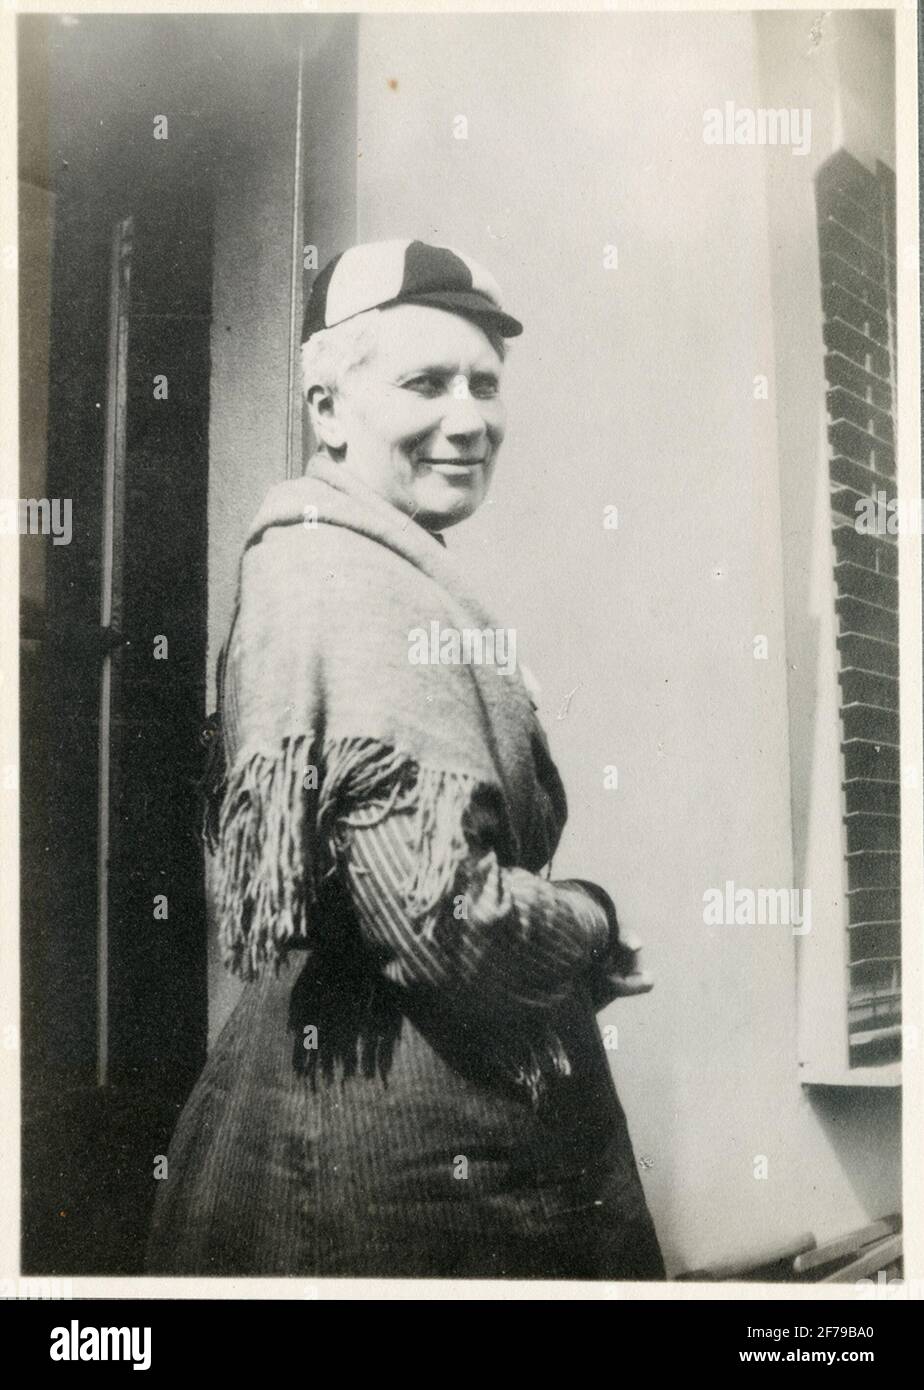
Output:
[{"xmin": 332, "ymin": 797, "xmax": 617, "ymax": 1017}]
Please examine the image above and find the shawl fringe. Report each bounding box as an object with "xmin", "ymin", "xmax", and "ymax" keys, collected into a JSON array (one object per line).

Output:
[{"xmin": 209, "ymin": 733, "xmax": 486, "ymax": 983}]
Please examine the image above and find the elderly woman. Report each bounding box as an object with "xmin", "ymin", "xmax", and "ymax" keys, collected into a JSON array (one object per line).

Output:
[{"xmin": 144, "ymin": 240, "xmax": 664, "ymax": 1280}]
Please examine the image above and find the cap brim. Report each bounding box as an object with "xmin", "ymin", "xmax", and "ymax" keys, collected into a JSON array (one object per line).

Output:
[{"xmin": 387, "ymin": 289, "xmax": 523, "ymax": 338}]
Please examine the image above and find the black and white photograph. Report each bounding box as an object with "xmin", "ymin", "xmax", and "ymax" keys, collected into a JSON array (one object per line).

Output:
[{"xmin": 3, "ymin": 0, "xmax": 922, "ymax": 1309}]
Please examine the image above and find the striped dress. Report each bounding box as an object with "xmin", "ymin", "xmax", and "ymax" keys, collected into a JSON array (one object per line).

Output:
[{"xmin": 143, "ymin": 766, "xmax": 665, "ymax": 1280}]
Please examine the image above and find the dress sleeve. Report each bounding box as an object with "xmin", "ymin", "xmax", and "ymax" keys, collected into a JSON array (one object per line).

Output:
[{"xmin": 329, "ymin": 790, "xmax": 619, "ymax": 1018}]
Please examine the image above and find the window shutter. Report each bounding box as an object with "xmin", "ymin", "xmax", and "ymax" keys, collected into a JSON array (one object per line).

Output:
[{"xmin": 815, "ymin": 150, "xmax": 900, "ymax": 1067}]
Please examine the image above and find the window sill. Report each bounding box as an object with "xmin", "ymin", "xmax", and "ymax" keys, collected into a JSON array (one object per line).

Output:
[{"xmin": 800, "ymin": 1061, "xmax": 901, "ymax": 1088}]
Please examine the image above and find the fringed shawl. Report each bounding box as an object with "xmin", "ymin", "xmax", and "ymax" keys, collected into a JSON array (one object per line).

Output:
[{"xmin": 206, "ymin": 453, "xmax": 568, "ymax": 991}]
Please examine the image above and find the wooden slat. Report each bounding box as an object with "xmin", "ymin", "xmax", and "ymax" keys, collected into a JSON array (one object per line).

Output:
[
  {"xmin": 823, "ymin": 284, "xmax": 889, "ymax": 346},
  {"xmin": 823, "ymin": 317, "xmax": 891, "ymax": 379},
  {"xmin": 845, "ymin": 813, "xmax": 901, "ymax": 853},
  {"xmin": 677, "ymin": 1232, "xmax": 816, "ymax": 1283},
  {"xmin": 838, "ymin": 634, "xmax": 899, "ymax": 677},
  {"xmin": 846, "ymin": 851, "xmax": 900, "ymax": 893},
  {"xmin": 820, "ymin": 1234, "xmax": 902, "ymax": 1283},
  {"xmin": 835, "ymin": 563, "xmax": 898, "ymax": 610},
  {"xmin": 793, "ymin": 1217, "xmax": 901, "ymax": 1274},
  {"xmin": 843, "ymin": 780, "xmax": 900, "ymax": 816},
  {"xmin": 830, "ymin": 458, "xmax": 897, "ymax": 508},
  {"xmin": 849, "ymin": 1024, "xmax": 903, "ymax": 1046},
  {"xmin": 847, "ymin": 888, "xmax": 900, "ymax": 925},
  {"xmin": 833, "ymin": 523, "xmax": 898, "ymax": 574},
  {"xmin": 825, "ymin": 350, "xmax": 892, "ymax": 408},
  {"xmin": 840, "ymin": 705, "xmax": 900, "ymax": 746},
  {"xmin": 820, "ymin": 219, "xmax": 888, "ymax": 284},
  {"xmin": 849, "ymin": 920, "xmax": 900, "ymax": 957},
  {"xmin": 827, "ymin": 386, "xmax": 894, "ymax": 442},
  {"xmin": 830, "ymin": 419, "xmax": 895, "ymax": 474},
  {"xmin": 821, "ymin": 252, "xmax": 890, "ymax": 315},
  {"xmin": 842, "ymin": 741, "xmax": 899, "ymax": 781}
]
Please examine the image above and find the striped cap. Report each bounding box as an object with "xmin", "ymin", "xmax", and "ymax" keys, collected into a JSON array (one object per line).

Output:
[{"xmin": 301, "ymin": 239, "xmax": 523, "ymax": 343}]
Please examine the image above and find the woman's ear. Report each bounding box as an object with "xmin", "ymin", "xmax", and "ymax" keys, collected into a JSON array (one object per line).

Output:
[{"xmin": 306, "ymin": 384, "xmax": 347, "ymax": 451}]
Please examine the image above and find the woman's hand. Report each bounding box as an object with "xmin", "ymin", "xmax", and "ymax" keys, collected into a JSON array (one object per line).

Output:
[
  {"xmin": 554, "ymin": 878, "xmax": 654, "ymax": 1007},
  {"xmin": 588, "ymin": 929, "xmax": 654, "ymax": 1010},
  {"xmin": 603, "ymin": 930, "xmax": 654, "ymax": 997}
]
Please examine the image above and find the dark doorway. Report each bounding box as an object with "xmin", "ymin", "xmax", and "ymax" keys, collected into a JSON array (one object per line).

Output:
[
  {"xmin": 19, "ymin": 8, "xmax": 357, "ymax": 1275},
  {"xmin": 20, "ymin": 15, "xmax": 215, "ymax": 1273}
]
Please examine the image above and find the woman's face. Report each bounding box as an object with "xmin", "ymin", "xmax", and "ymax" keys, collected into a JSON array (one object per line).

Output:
[{"xmin": 317, "ymin": 304, "xmax": 506, "ymax": 530}]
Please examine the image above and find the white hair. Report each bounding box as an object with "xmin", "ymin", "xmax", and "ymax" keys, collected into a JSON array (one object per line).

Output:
[
  {"xmin": 301, "ymin": 304, "xmax": 509, "ymax": 403},
  {"xmin": 300, "ymin": 309, "xmax": 381, "ymax": 400}
]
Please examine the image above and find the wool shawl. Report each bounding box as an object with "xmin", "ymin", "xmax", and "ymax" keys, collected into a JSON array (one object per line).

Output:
[{"xmin": 206, "ymin": 453, "xmax": 569, "ymax": 986}]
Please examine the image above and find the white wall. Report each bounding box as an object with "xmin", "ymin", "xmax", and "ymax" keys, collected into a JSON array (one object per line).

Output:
[{"xmin": 355, "ymin": 9, "xmax": 900, "ymax": 1274}]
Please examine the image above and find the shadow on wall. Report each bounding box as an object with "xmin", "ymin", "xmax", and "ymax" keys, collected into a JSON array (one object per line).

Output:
[{"xmin": 804, "ymin": 1085, "xmax": 902, "ymax": 1220}]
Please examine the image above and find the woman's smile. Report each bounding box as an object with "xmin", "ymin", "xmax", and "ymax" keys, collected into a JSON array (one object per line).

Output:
[
  {"xmin": 416, "ymin": 456, "xmax": 488, "ymax": 473},
  {"xmin": 317, "ymin": 303, "xmax": 506, "ymax": 530}
]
